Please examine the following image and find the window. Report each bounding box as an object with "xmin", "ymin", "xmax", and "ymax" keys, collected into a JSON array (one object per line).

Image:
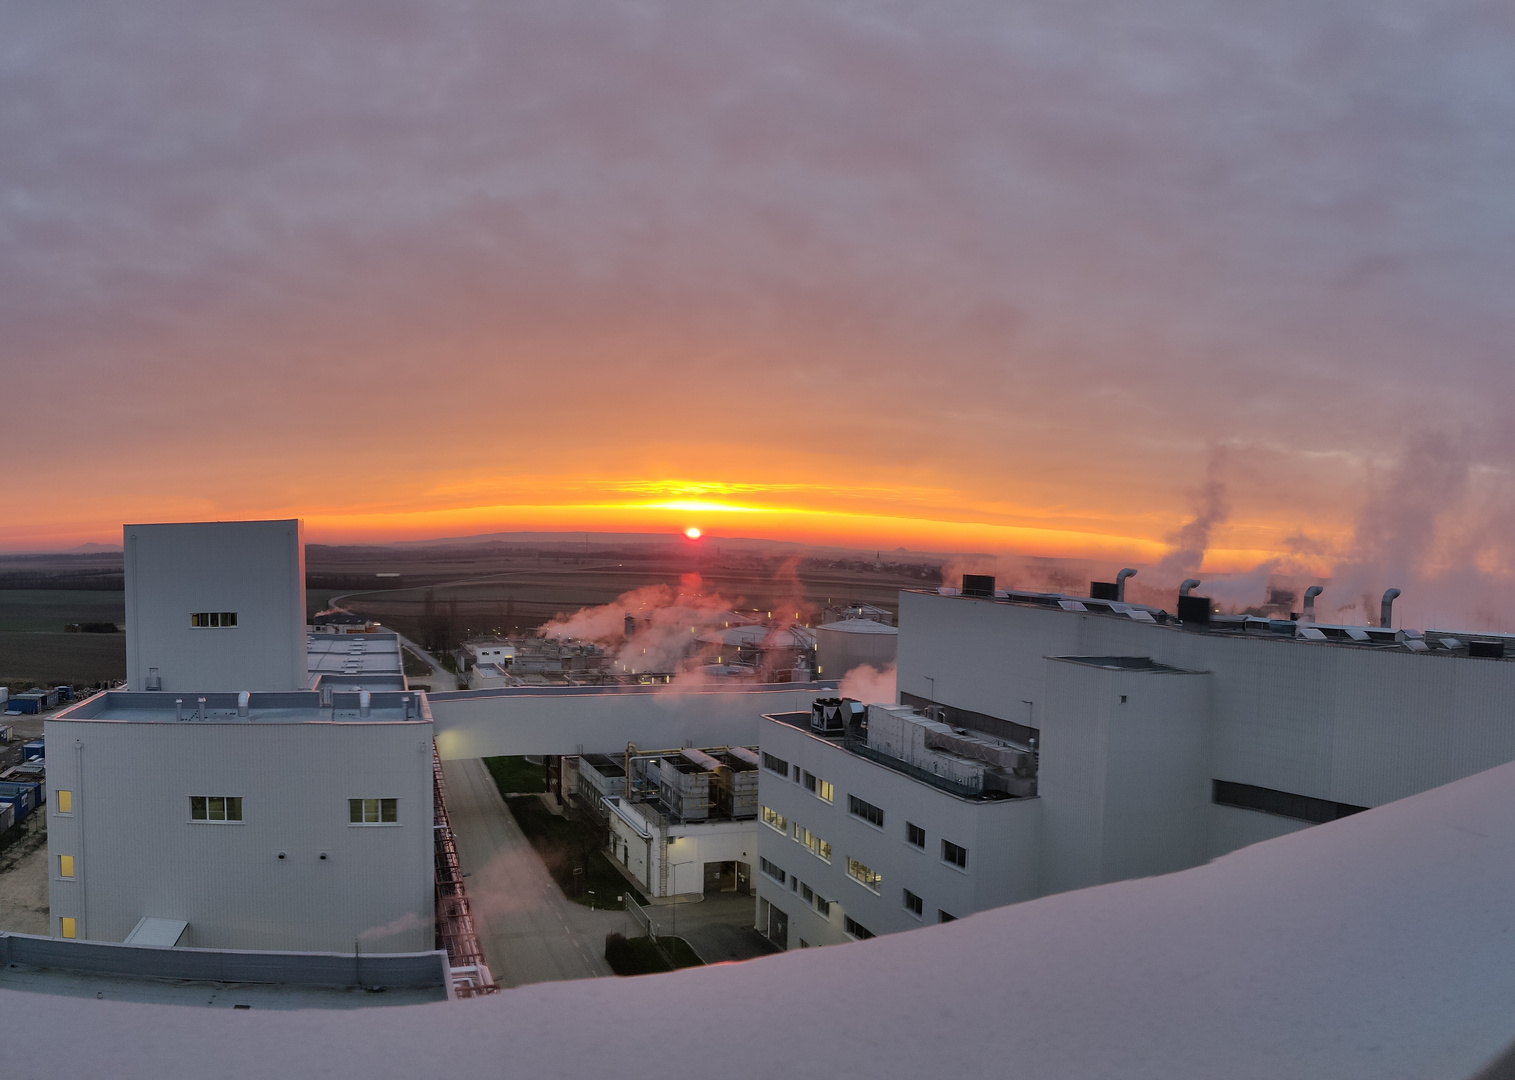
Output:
[
  {"xmin": 61, "ymin": 917, "xmax": 77, "ymax": 939},
  {"xmin": 761, "ymin": 805, "xmax": 788, "ymax": 833},
  {"xmin": 846, "ymin": 857, "xmax": 882, "ymax": 893},
  {"xmin": 190, "ymin": 795, "xmax": 243, "ymax": 822},
  {"xmin": 938, "ymin": 910, "xmax": 957, "ymax": 923},
  {"xmin": 794, "ymin": 824, "xmax": 831, "ymax": 862},
  {"xmin": 903, "ymin": 889, "xmax": 923, "ymax": 918},
  {"xmin": 817, "ymin": 779, "xmax": 834, "ymax": 803},
  {"xmin": 762, "ymin": 752, "xmax": 790, "ymax": 777},
  {"xmin": 801, "ymin": 882, "xmax": 814, "ymax": 903},
  {"xmin": 844, "ymin": 916, "xmax": 874, "ymax": 940},
  {"xmin": 848, "ymin": 794, "xmax": 884, "ymax": 828},
  {"xmin": 802, "ymin": 770, "xmax": 816, "ymax": 794},
  {"xmin": 759, "ymin": 857, "xmax": 786, "ymax": 885},
  {"xmin": 906, "ymin": 822, "xmax": 925, "ymax": 848},
  {"xmin": 56, "ymin": 790, "xmax": 72, "ymax": 814},
  {"xmin": 814, "ymin": 893, "xmax": 831, "ymax": 917},
  {"xmin": 942, "ymin": 840, "xmax": 968, "ymax": 869},
  {"xmin": 349, "ymin": 798, "xmax": 398, "ymax": 824},
  {"xmin": 59, "ymin": 855, "xmax": 75, "ymax": 879},
  {"xmin": 190, "ymin": 612, "xmax": 239, "ymax": 628}
]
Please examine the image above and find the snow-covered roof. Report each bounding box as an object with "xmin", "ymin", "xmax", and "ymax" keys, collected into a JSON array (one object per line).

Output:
[{"xmin": 11, "ymin": 759, "xmax": 1515, "ymax": 1078}]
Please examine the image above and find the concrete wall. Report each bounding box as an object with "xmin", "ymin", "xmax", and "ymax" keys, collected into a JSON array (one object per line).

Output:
[
  {"xmin": 45, "ymin": 718, "xmax": 434, "ymax": 952},
  {"xmin": 428, "ymin": 684, "xmax": 832, "ymax": 760},
  {"xmin": 755, "ymin": 716, "xmax": 1041, "ymax": 948},
  {"xmin": 125, "ymin": 520, "xmax": 308, "ymax": 693}
]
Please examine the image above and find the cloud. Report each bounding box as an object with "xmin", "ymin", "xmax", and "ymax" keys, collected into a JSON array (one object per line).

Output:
[{"xmin": 2, "ymin": 0, "xmax": 1513, "ymax": 590}]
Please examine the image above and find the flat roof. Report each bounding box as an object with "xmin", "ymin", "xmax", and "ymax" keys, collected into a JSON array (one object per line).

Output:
[
  {"xmin": 307, "ymin": 632, "xmax": 404, "ymax": 676},
  {"xmin": 1051, "ymin": 656, "xmax": 1195, "ymax": 672},
  {"xmin": 52, "ymin": 690, "xmax": 431, "ymax": 725}
]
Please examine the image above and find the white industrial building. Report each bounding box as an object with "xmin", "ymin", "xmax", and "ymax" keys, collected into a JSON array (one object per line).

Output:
[
  {"xmin": 45, "ymin": 688, "xmax": 435, "ymax": 952},
  {"xmin": 125, "ymin": 519, "xmax": 308, "ymax": 693},
  {"xmin": 755, "ymin": 579, "xmax": 1515, "ymax": 949},
  {"xmin": 46, "ymin": 520, "xmax": 440, "ymax": 956},
  {"xmin": 577, "ymin": 747, "xmax": 761, "ymax": 898}
]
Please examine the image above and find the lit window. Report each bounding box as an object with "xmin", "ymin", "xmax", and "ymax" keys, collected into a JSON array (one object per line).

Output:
[
  {"xmin": 848, "ymin": 794, "xmax": 884, "ymax": 828},
  {"xmin": 59, "ymin": 855, "xmax": 75, "ymax": 878},
  {"xmin": 61, "ymin": 917, "xmax": 77, "ymax": 939},
  {"xmin": 349, "ymin": 798, "xmax": 399, "ymax": 824},
  {"xmin": 794, "ymin": 825, "xmax": 831, "ymax": 862},
  {"xmin": 190, "ymin": 795, "xmax": 243, "ymax": 822},
  {"xmin": 907, "ymin": 822, "xmax": 925, "ymax": 848},
  {"xmin": 942, "ymin": 840, "xmax": 968, "ymax": 870},
  {"xmin": 817, "ymin": 779, "xmax": 834, "ymax": 804},
  {"xmin": 190, "ymin": 612, "xmax": 239, "ymax": 628},
  {"xmin": 57, "ymin": 790, "xmax": 72, "ymax": 814},
  {"xmin": 843, "ymin": 916, "xmax": 874, "ymax": 940},
  {"xmin": 847, "ymin": 857, "xmax": 882, "ymax": 893},
  {"xmin": 761, "ymin": 805, "xmax": 788, "ymax": 833},
  {"xmin": 903, "ymin": 889, "xmax": 923, "ymax": 917}
]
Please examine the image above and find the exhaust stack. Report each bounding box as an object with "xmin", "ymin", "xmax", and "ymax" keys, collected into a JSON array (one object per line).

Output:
[
  {"xmin": 1179, "ymin": 579, "xmax": 1201, "ymax": 597},
  {"xmin": 1303, "ymin": 586, "xmax": 1323, "ymax": 623},
  {"xmin": 1115, "ymin": 568, "xmax": 1137, "ymax": 602},
  {"xmin": 1380, "ymin": 588, "xmax": 1401, "ymax": 629}
]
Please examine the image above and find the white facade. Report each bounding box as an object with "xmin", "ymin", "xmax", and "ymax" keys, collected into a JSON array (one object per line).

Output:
[
  {"xmin": 125, "ymin": 520, "xmax": 308, "ymax": 693},
  {"xmin": 46, "ymin": 689, "xmax": 434, "ymax": 952},
  {"xmin": 605, "ymin": 799, "xmax": 756, "ymax": 898},
  {"xmin": 755, "ymin": 712, "xmax": 1040, "ymax": 948}
]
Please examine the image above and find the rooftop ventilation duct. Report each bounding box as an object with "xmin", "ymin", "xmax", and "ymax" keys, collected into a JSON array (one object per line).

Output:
[
  {"xmin": 1180, "ymin": 579, "xmax": 1201, "ymax": 597},
  {"xmin": 358, "ymin": 689, "xmax": 372, "ymax": 718},
  {"xmin": 237, "ymin": 691, "xmax": 250, "ymax": 718},
  {"xmin": 1302, "ymin": 585, "xmax": 1323, "ymax": 623},
  {"xmin": 1115, "ymin": 568, "xmax": 1137, "ymax": 602},
  {"xmin": 1380, "ymin": 588, "xmax": 1402, "ymax": 629}
]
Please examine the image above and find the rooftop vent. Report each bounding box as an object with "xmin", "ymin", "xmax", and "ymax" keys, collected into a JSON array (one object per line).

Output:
[
  {"xmin": 1380, "ymin": 588, "xmax": 1402, "ymax": 629},
  {"xmin": 1179, "ymin": 579, "xmax": 1201, "ymax": 597},
  {"xmin": 1470, "ymin": 640, "xmax": 1506, "ymax": 660},
  {"xmin": 1302, "ymin": 585, "xmax": 1323, "ymax": 623},
  {"xmin": 1089, "ymin": 581, "xmax": 1119, "ymax": 601},
  {"xmin": 810, "ymin": 697, "xmax": 862, "ymax": 735},
  {"xmin": 1177, "ymin": 594, "xmax": 1212, "ymax": 625},
  {"xmin": 1115, "ymin": 568, "xmax": 1137, "ymax": 602},
  {"xmin": 962, "ymin": 575, "xmax": 996, "ymax": 598}
]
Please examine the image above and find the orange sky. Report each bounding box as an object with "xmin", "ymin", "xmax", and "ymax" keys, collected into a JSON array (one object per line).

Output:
[{"xmin": 4, "ymin": 3, "xmax": 1514, "ymax": 627}]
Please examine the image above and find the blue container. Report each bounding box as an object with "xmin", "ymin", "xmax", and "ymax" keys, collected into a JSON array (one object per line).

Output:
[
  {"xmin": 22, "ymin": 740, "xmax": 43, "ymax": 761},
  {"xmin": 0, "ymin": 790, "xmax": 32, "ymax": 822}
]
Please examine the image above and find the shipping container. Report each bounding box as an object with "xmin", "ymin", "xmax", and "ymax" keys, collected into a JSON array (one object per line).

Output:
[
  {"xmin": 0, "ymin": 801, "xmax": 14, "ymax": 834},
  {"xmin": 23, "ymin": 740, "xmax": 44, "ymax": 761}
]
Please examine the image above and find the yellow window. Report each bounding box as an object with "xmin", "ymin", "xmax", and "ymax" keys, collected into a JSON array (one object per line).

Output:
[
  {"xmin": 59, "ymin": 855, "xmax": 74, "ymax": 878},
  {"xmin": 61, "ymin": 917, "xmax": 76, "ymax": 939},
  {"xmin": 57, "ymin": 790, "xmax": 72, "ymax": 813}
]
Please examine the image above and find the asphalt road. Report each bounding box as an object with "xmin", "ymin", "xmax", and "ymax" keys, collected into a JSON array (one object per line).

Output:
[{"xmin": 440, "ymin": 758, "xmax": 626, "ymax": 988}]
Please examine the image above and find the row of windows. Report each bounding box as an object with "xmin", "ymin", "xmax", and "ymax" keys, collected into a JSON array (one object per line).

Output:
[
  {"xmin": 763, "ymin": 856, "xmax": 833, "ymax": 920},
  {"xmin": 190, "ymin": 611, "xmax": 239, "ymax": 628},
  {"xmin": 762, "ymin": 752, "xmax": 790, "ymax": 777},
  {"xmin": 759, "ymin": 856, "xmax": 786, "ymax": 884},
  {"xmin": 801, "ymin": 770, "xmax": 834, "ymax": 803},
  {"xmin": 793, "ymin": 823, "xmax": 832, "ymax": 863},
  {"xmin": 901, "ymin": 888, "xmax": 955, "ymax": 923},
  {"xmin": 762, "ymin": 805, "xmax": 787, "ymax": 833},
  {"xmin": 185, "ymin": 796, "xmax": 398, "ymax": 824}
]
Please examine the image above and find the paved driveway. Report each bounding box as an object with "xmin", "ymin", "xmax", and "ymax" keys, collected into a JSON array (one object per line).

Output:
[{"xmin": 440, "ymin": 758, "xmax": 627, "ymax": 988}]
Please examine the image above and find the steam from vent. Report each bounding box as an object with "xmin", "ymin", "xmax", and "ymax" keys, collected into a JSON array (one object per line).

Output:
[
  {"xmin": 540, "ymin": 574, "xmax": 737, "ymax": 674},
  {"xmin": 840, "ymin": 663, "xmax": 896, "ymax": 704},
  {"xmin": 1156, "ymin": 449, "xmax": 1229, "ymax": 581}
]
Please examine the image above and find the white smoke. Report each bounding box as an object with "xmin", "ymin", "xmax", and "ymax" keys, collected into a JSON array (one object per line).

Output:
[{"xmin": 839, "ymin": 662, "xmax": 896, "ymax": 704}]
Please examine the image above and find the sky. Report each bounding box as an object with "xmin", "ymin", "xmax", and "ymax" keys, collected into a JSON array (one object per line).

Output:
[{"xmin": 3, "ymin": 2, "xmax": 1514, "ymax": 623}]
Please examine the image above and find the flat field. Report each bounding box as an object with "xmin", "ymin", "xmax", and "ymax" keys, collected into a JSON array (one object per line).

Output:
[{"xmin": 0, "ymin": 590, "xmax": 126, "ymax": 687}]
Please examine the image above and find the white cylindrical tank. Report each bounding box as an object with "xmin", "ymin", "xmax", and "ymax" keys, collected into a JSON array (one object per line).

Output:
[{"xmin": 815, "ymin": 619, "xmax": 898, "ymax": 680}]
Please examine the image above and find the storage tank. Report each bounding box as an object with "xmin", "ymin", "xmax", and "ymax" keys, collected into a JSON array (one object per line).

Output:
[{"xmin": 815, "ymin": 619, "xmax": 898, "ymax": 680}]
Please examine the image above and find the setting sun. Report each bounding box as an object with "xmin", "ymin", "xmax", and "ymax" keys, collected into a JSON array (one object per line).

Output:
[{"xmin": 685, "ymin": 527, "xmax": 702, "ymax": 540}]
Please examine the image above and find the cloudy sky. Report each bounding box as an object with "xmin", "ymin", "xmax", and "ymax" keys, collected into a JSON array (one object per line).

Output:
[{"xmin": 4, "ymin": 2, "xmax": 1513, "ymax": 618}]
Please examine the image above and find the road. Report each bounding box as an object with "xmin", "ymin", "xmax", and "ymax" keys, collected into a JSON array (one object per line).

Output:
[
  {"xmin": 440, "ymin": 757, "xmax": 626, "ymax": 988},
  {"xmin": 390, "ymin": 631, "xmax": 457, "ymax": 691}
]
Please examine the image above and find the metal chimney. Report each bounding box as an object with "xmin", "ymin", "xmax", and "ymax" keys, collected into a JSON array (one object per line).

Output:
[
  {"xmin": 1180, "ymin": 579, "xmax": 1201, "ymax": 597},
  {"xmin": 1380, "ymin": 588, "xmax": 1401, "ymax": 629},
  {"xmin": 1115, "ymin": 568, "xmax": 1137, "ymax": 602},
  {"xmin": 1302, "ymin": 585, "xmax": 1323, "ymax": 623},
  {"xmin": 237, "ymin": 691, "xmax": 250, "ymax": 718},
  {"xmin": 359, "ymin": 689, "xmax": 372, "ymax": 718}
]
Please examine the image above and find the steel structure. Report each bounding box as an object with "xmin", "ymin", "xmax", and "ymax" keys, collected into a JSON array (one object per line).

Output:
[{"xmin": 432, "ymin": 744, "xmax": 497, "ymax": 997}]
